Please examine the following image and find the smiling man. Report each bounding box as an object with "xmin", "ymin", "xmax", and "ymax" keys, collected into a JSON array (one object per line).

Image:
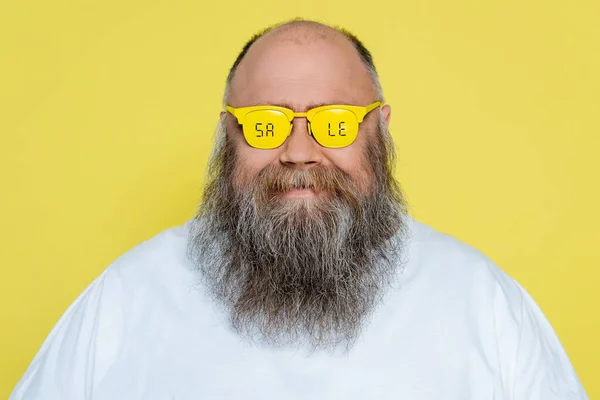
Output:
[{"xmin": 11, "ymin": 19, "xmax": 588, "ymax": 400}]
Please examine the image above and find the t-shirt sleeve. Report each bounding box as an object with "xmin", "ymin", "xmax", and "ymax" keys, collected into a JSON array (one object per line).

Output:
[
  {"xmin": 507, "ymin": 282, "xmax": 589, "ymax": 399},
  {"xmin": 9, "ymin": 272, "xmax": 110, "ymax": 400}
]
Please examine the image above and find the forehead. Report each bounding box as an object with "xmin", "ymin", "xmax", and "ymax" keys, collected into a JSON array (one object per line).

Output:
[{"xmin": 228, "ymin": 31, "xmax": 377, "ymax": 109}]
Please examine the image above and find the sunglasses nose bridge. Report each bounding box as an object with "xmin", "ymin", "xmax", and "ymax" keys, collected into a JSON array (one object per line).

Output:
[{"xmin": 289, "ymin": 114, "xmax": 311, "ymax": 136}]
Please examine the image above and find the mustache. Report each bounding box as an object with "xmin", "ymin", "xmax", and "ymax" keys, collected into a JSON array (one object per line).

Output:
[{"xmin": 252, "ymin": 164, "xmax": 360, "ymax": 197}]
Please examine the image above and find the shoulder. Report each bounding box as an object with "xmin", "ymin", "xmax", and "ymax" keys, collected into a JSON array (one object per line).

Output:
[
  {"xmin": 96, "ymin": 219, "xmax": 202, "ymax": 324},
  {"xmin": 10, "ymin": 221, "xmax": 200, "ymax": 399},
  {"xmin": 100, "ymin": 220, "xmax": 197, "ymax": 296},
  {"xmin": 402, "ymin": 219, "xmax": 527, "ymax": 342},
  {"xmin": 405, "ymin": 218, "xmax": 517, "ymax": 296},
  {"xmin": 108, "ymin": 220, "xmax": 192, "ymax": 275},
  {"xmin": 404, "ymin": 219, "xmax": 587, "ymax": 398}
]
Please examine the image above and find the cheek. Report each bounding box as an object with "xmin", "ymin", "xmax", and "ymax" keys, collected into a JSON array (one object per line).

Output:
[
  {"xmin": 231, "ymin": 143, "xmax": 278, "ymax": 187},
  {"xmin": 322, "ymin": 146, "xmax": 374, "ymax": 193}
]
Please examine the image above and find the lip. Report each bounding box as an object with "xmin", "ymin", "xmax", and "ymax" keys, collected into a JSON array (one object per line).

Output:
[{"xmin": 282, "ymin": 188, "xmax": 317, "ymax": 198}]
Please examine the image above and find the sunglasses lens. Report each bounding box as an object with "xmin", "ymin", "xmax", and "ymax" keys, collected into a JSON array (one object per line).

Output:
[
  {"xmin": 310, "ymin": 109, "xmax": 359, "ymax": 148},
  {"xmin": 243, "ymin": 110, "xmax": 290, "ymax": 149}
]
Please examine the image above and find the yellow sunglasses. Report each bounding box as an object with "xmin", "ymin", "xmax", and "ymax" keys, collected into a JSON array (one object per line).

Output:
[{"xmin": 226, "ymin": 101, "xmax": 381, "ymax": 149}]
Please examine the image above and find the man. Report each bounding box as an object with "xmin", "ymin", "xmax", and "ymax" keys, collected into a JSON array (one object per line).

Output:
[{"xmin": 11, "ymin": 19, "xmax": 588, "ymax": 399}]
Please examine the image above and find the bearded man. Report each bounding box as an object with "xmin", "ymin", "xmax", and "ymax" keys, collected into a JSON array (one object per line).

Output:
[{"xmin": 11, "ymin": 19, "xmax": 588, "ymax": 400}]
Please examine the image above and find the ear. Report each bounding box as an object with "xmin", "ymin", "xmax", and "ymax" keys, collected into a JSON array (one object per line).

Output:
[
  {"xmin": 220, "ymin": 111, "xmax": 226, "ymax": 119},
  {"xmin": 381, "ymin": 104, "xmax": 391, "ymax": 126}
]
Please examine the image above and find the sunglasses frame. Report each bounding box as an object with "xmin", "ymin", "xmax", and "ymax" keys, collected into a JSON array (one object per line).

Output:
[{"xmin": 225, "ymin": 101, "xmax": 381, "ymax": 149}]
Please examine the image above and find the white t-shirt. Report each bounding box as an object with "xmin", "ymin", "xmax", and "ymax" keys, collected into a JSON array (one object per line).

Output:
[{"xmin": 10, "ymin": 218, "xmax": 588, "ymax": 399}]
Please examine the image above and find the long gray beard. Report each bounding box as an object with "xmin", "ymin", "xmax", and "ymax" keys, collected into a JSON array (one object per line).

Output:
[{"xmin": 189, "ymin": 120, "xmax": 409, "ymax": 351}]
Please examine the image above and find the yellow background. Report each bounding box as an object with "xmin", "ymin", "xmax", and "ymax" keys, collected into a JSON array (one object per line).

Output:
[{"xmin": 1, "ymin": 0, "xmax": 598, "ymax": 397}]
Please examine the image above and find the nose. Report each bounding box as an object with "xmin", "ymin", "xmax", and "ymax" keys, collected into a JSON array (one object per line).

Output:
[{"xmin": 279, "ymin": 118, "xmax": 323, "ymax": 168}]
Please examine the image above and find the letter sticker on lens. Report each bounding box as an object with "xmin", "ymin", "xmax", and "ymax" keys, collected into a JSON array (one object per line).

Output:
[
  {"xmin": 244, "ymin": 110, "xmax": 289, "ymax": 149},
  {"xmin": 310, "ymin": 109, "xmax": 359, "ymax": 148}
]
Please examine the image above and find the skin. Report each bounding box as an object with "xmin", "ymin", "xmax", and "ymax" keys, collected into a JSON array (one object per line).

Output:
[{"xmin": 224, "ymin": 24, "xmax": 392, "ymax": 196}]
